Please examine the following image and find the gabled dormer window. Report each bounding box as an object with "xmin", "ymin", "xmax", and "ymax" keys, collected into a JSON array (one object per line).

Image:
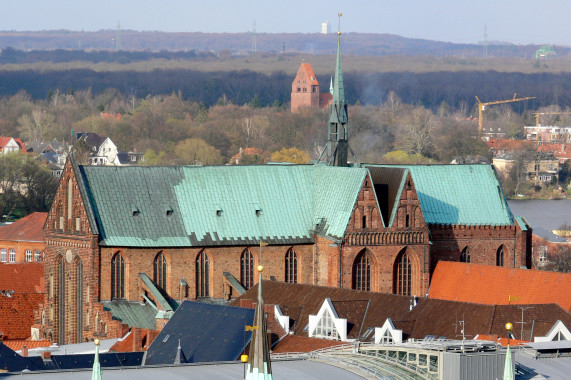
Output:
[{"xmin": 308, "ymin": 298, "xmax": 348, "ymax": 341}]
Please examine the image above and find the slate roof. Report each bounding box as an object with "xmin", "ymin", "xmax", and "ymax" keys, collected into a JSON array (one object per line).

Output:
[
  {"xmin": 75, "ymin": 164, "xmax": 366, "ymax": 247},
  {"xmin": 365, "ymin": 164, "xmax": 514, "ymax": 226},
  {"xmin": 0, "ymin": 293, "xmax": 44, "ymax": 340},
  {"xmin": 0, "ymin": 212, "xmax": 47, "ymax": 242},
  {"xmin": 232, "ymin": 281, "xmax": 571, "ymax": 343},
  {"xmin": 428, "ymin": 261, "xmax": 571, "ymax": 312},
  {"xmin": 0, "ymin": 342, "xmax": 44, "ymax": 372},
  {"xmin": 76, "ymin": 132, "xmax": 107, "ymax": 149},
  {"xmin": 0, "ymin": 263, "xmax": 44, "ymax": 293},
  {"xmin": 143, "ymin": 301, "xmax": 255, "ymax": 365}
]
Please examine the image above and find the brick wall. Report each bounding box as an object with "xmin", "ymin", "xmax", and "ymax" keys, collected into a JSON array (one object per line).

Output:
[{"xmin": 40, "ymin": 159, "xmax": 534, "ymax": 345}]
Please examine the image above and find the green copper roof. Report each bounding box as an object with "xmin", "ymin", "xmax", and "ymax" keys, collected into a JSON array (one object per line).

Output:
[
  {"xmin": 102, "ymin": 300, "xmax": 157, "ymax": 330},
  {"xmin": 77, "ymin": 165, "xmax": 367, "ymax": 247},
  {"xmin": 328, "ymin": 35, "xmax": 348, "ymax": 126},
  {"xmin": 365, "ymin": 164, "xmax": 514, "ymax": 226}
]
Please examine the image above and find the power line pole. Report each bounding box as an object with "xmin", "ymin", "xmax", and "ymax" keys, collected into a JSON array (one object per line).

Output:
[
  {"xmin": 483, "ymin": 25, "xmax": 488, "ymax": 58},
  {"xmin": 252, "ymin": 20, "xmax": 257, "ymax": 56}
]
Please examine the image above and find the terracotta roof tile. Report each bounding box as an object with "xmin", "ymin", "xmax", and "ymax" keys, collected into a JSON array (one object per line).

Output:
[
  {"xmin": 0, "ymin": 293, "xmax": 44, "ymax": 340},
  {"xmin": 428, "ymin": 261, "xmax": 571, "ymax": 312},
  {"xmin": 0, "ymin": 212, "xmax": 47, "ymax": 242},
  {"xmin": 0, "ymin": 263, "xmax": 44, "ymax": 293},
  {"xmin": 272, "ymin": 335, "xmax": 344, "ymax": 353},
  {"xmin": 3, "ymin": 340, "xmax": 51, "ymax": 351},
  {"xmin": 299, "ymin": 63, "xmax": 319, "ymax": 86}
]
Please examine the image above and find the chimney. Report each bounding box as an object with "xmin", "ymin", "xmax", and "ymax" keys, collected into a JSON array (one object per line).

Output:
[
  {"xmin": 22, "ymin": 345, "xmax": 28, "ymax": 357},
  {"xmin": 132, "ymin": 327, "xmax": 142, "ymax": 352},
  {"xmin": 42, "ymin": 351, "xmax": 52, "ymax": 360}
]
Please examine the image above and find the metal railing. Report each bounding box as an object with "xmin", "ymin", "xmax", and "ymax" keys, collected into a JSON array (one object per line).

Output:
[{"xmin": 280, "ymin": 342, "xmax": 437, "ymax": 380}]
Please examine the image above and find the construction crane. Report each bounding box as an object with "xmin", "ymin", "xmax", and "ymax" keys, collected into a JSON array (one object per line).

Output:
[
  {"xmin": 533, "ymin": 111, "xmax": 571, "ymax": 126},
  {"xmin": 475, "ymin": 93, "xmax": 535, "ymax": 134}
]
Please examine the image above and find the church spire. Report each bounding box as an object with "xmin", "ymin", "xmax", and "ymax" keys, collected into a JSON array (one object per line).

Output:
[
  {"xmin": 245, "ymin": 241, "xmax": 273, "ymax": 380},
  {"xmin": 317, "ymin": 12, "xmax": 350, "ymax": 167},
  {"xmin": 91, "ymin": 339, "xmax": 101, "ymax": 380}
]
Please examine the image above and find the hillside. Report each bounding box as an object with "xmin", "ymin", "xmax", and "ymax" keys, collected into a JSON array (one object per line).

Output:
[{"xmin": 1, "ymin": 30, "xmax": 569, "ymax": 58}]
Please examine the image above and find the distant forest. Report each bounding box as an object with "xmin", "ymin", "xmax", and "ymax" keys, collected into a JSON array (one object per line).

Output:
[{"xmin": 0, "ymin": 67, "xmax": 567, "ymax": 111}]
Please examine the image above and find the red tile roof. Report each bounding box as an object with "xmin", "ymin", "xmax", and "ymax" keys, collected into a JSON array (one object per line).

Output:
[
  {"xmin": 0, "ymin": 136, "xmax": 26, "ymax": 152},
  {"xmin": 0, "ymin": 212, "xmax": 47, "ymax": 242},
  {"xmin": 272, "ymin": 335, "xmax": 344, "ymax": 353},
  {"xmin": 0, "ymin": 263, "xmax": 44, "ymax": 293},
  {"xmin": 0, "ymin": 293, "xmax": 44, "ymax": 340},
  {"xmin": 487, "ymin": 138, "xmax": 536, "ymax": 151},
  {"xmin": 3, "ymin": 340, "xmax": 51, "ymax": 351},
  {"xmin": 299, "ymin": 63, "xmax": 319, "ymax": 86},
  {"xmin": 428, "ymin": 261, "xmax": 571, "ymax": 312}
]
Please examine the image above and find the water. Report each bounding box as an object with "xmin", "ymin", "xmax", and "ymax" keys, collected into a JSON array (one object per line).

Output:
[{"xmin": 507, "ymin": 199, "xmax": 571, "ymax": 242}]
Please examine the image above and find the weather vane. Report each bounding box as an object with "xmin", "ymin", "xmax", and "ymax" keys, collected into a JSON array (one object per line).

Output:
[{"xmin": 337, "ymin": 12, "xmax": 342, "ymax": 35}]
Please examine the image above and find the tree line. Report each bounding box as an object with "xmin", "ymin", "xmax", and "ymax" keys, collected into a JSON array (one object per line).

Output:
[{"xmin": 0, "ymin": 68, "xmax": 569, "ymax": 112}]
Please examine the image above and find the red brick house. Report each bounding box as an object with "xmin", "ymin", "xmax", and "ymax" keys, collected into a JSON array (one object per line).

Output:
[{"xmin": 0, "ymin": 213, "xmax": 47, "ymax": 263}]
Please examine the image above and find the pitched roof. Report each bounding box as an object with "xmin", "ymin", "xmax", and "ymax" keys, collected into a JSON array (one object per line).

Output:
[
  {"xmin": 428, "ymin": 261, "xmax": 571, "ymax": 312},
  {"xmin": 76, "ymin": 132, "xmax": 107, "ymax": 149},
  {"xmin": 0, "ymin": 293, "xmax": 44, "ymax": 340},
  {"xmin": 0, "ymin": 342, "xmax": 44, "ymax": 372},
  {"xmin": 0, "ymin": 212, "xmax": 47, "ymax": 242},
  {"xmin": 297, "ymin": 63, "xmax": 319, "ymax": 85},
  {"xmin": 272, "ymin": 335, "xmax": 344, "ymax": 353},
  {"xmin": 75, "ymin": 164, "xmax": 366, "ymax": 247},
  {"xmin": 102, "ymin": 300, "xmax": 157, "ymax": 330},
  {"xmin": 143, "ymin": 301, "xmax": 255, "ymax": 365},
  {"xmin": 0, "ymin": 263, "xmax": 44, "ymax": 293},
  {"xmin": 366, "ymin": 164, "xmax": 514, "ymax": 225},
  {"xmin": 232, "ymin": 281, "xmax": 571, "ymax": 343},
  {"xmin": 3, "ymin": 340, "xmax": 52, "ymax": 351}
]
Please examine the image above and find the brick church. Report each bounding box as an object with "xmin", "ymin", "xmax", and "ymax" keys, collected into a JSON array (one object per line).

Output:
[
  {"xmin": 37, "ymin": 32, "xmax": 532, "ymax": 345},
  {"xmin": 290, "ymin": 61, "xmax": 333, "ymax": 112}
]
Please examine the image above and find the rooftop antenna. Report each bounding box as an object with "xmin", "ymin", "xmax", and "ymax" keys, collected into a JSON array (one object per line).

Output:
[{"xmin": 516, "ymin": 306, "xmax": 533, "ymax": 341}]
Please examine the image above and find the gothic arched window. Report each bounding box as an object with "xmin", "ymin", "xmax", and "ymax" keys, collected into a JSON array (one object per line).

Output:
[
  {"xmin": 76, "ymin": 259, "xmax": 83, "ymax": 343},
  {"xmin": 496, "ymin": 246, "xmax": 505, "ymax": 267},
  {"xmin": 154, "ymin": 252, "xmax": 167, "ymax": 291},
  {"xmin": 394, "ymin": 249, "xmax": 412, "ymax": 296},
  {"xmin": 352, "ymin": 250, "xmax": 371, "ymax": 291},
  {"xmin": 111, "ymin": 253, "xmax": 125, "ymax": 299},
  {"xmin": 196, "ymin": 251, "xmax": 210, "ymax": 298},
  {"xmin": 285, "ymin": 249, "xmax": 298, "ymax": 284},
  {"xmin": 57, "ymin": 255, "xmax": 65, "ymax": 344},
  {"xmin": 241, "ymin": 249, "xmax": 254, "ymax": 289},
  {"xmin": 460, "ymin": 247, "xmax": 471, "ymax": 263}
]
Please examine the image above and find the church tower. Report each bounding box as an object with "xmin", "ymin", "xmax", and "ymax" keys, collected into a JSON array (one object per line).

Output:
[
  {"xmin": 290, "ymin": 61, "xmax": 321, "ymax": 112},
  {"xmin": 318, "ymin": 14, "xmax": 350, "ymax": 167}
]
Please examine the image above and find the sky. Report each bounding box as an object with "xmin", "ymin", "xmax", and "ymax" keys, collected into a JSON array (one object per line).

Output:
[{"xmin": 1, "ymin": 0, "xmax": 570, "ymax": 46}]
